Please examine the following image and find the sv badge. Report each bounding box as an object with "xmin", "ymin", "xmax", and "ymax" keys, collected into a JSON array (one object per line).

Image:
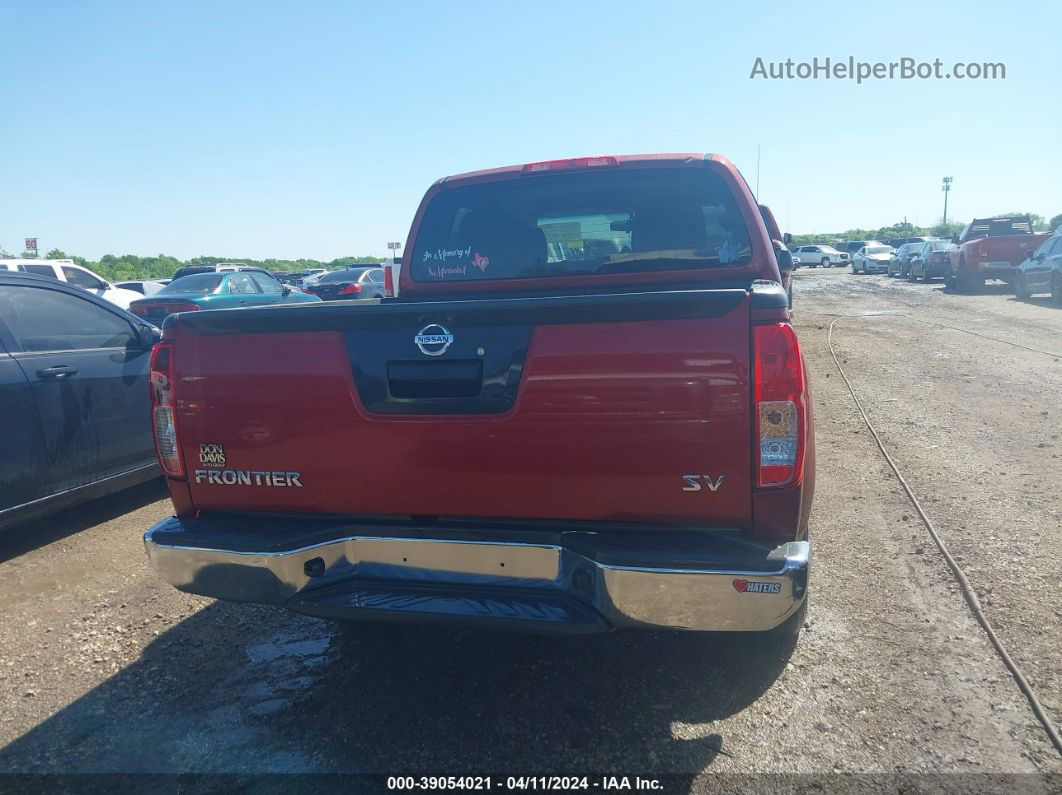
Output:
[{"xmin": 682, "ymin": 474, "xmax": 725, "ymax": 492}]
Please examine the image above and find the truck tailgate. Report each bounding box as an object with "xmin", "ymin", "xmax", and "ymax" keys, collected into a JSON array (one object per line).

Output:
[{"xmin": 171, "ymin": 290, "xmax": 753, "ymax": 525}]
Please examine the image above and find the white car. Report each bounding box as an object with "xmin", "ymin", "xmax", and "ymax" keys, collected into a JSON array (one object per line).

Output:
[
  {"xmin": 851, "ymin": 245, "xmax": 895, "ymax": 274},
  {"xmin": 792, "ymin": 245, "xmax": 850, "ymax": 268},
  {"xmin": 0, "ymin": 259, "xmax": 142, "ymax": 309},
  {"xmin": 116, "ymin": 280, "xmax": 167, "ymax": 296}
]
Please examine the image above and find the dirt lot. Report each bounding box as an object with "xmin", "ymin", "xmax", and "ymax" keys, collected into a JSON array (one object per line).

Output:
[{"xmin": 1, "ymin": 268, "xmax": 1059, "ymax": 791}]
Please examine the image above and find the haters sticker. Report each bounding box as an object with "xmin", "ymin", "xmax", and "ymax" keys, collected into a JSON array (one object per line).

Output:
[{"xmin": 733, "ymin": 579, "xmax": 782, "ymax": 594}]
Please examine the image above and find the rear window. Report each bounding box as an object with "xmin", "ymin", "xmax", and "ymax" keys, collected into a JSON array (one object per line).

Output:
[
  {"xmin": 161, "ymin": 274, "xmax": 224, "ymax": 294},
  {"xmin": 318, "ymin": 269, "xmax": 369, "ymax": 283},
  {"xmin": 411, "ymin": 167, "xmax": 752, "ymax": 283},
  {"xmin": 968, "ymin": 219, "xmax": 1033, "ymax": 237}
]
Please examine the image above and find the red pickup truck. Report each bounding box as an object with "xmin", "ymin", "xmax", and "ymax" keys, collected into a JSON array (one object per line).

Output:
[
  {"xmin": 946, "ymin": 216, "xmax": 1051, "ymax": 292},
  {"xmin": 143, "ymin": 153, "xmax": 813, "ymax": 637}
]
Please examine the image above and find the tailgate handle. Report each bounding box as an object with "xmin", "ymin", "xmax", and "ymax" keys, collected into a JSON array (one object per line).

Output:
[{"xmin": 387, "ymin": 360, "xmax": 483, "ymax": 399}]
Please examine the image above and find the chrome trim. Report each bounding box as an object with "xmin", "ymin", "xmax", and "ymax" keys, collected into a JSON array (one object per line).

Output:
[
  {"xmin": 144, "ymin": 528, "xmax": 809, "ymax": 632},
  {"xmin": 980, "ymin": 262, "xmax": 1018, "ymax": 272},
  {"xmin": 0, "ymin": 461, "xmax": 159, "ymax": 527}
]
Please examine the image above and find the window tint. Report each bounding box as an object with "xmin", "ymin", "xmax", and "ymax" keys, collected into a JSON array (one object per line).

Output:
[
  {"xmin": 411, "ymin": 167, "xmax": 752, "ymax": 282},
  {"xmin": 0, "ymin": 286, "xmax": 136, "ymax": 352},
  {"xmin": 319, "ymin": 269, "xmax": 369, "ymax": 284},
  {"xmin": 62, "ymin": 266, "xmax": 106, "ymax": 290},
  {"xmin": 250, "ymin": 273, "xmax": 284, "ymax": 294},
  {"xmin": 23, "ymin": 264, "xmax": 58, "ymax": 279},
  {"xmin": 161, "ymin": 274, "xmax": 223, "ymax": 294},
  {"xmin": 228, "ymin": 273, "xmax": 260, "ymax": 294}
]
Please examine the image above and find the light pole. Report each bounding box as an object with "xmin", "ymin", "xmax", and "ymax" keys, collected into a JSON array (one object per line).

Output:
[{"xmin": 942, "ymin": 177, "xmax": 953, "ymax": 225}]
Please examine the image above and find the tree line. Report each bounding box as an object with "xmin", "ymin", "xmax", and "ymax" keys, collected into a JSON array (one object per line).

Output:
[
  {"xmin": 789, "ymin": 213, "xmax": 1061, "ymax": 247},
  {"xmin": 6, "ymin": 210, "xmax": 1060, "ymax": 275},
  {"xmin": 4, "ymin": 250, "xmax": 386, "ymax": 282}
]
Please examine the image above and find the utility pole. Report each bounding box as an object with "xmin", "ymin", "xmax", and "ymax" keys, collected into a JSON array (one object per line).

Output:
[{"xmin": 942, "ymin": 177, "xmax": 953, "ymax": 225}]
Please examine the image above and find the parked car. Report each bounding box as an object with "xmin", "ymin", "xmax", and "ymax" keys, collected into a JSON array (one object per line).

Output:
[
  {"xmin": 141, "ymin": 153, "xmax": 813, "ymax": 640},
  {"xmin": 0, "ymin": 272, "xmax": 160, "ymax": 531},
  {"xmin": 852, "ymin": 245, "xmax": 894, "ymax": 274},
  {"xmin": 884, "ymin": 236, "xmax": 933, "ymax": 249},
  {"xmin": 0, "ymin": 259, "xmax": 142, "ymax": 309},
  {"xmin": 792, "ymin": 245, "xmax": 849, "ymax": 268},
  {"xmin": 299, "ymin": 269, "xmax": 331, "ymax": 289},
  {"xmin": 128, "ymin": 271, "xmax": 321, "ymax": 324},
  {"xmin": 887, "ymin": 243, "xmax": 923, "ymax": 278},
  {"xmin": 170, "ymin": 264, "xmax": 275, "ymax": 281},
  {"xmin": 907, "ymin": 240, "xmax": 958, "ymax": 283},
  {"xmin": 117, "ymin": 280, "xmax": 166, "ymax": 296},
  {"xmin": 303, "ymin": 267, "xmax": 387, "ymax": 300},
  {"xmin": 842, "ymin": 240, "xmax": 884, "ymax": 260},
  {"xmin": 1015, "ymin": 233, "xmax": 1062, "ymax": 304},
  {"xmin": 945, "ymin": 216, "xmax": 1052, "ymax": 293}
]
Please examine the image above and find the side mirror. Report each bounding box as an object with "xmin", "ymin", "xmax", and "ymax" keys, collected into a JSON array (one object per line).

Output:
[
  {"xmin": 775, "ymin": 247, "xmax": 796, "ymax": 274},
  {"xmin": 135, "ymin": 324, "xmax": 162, "ymax": 349},
  {"xmin": 281, "ymin": 285, "xmax": 292, "ymax": 295},
  {"xmin": 782, "ymin": 232, "xmax": 792, "ymax": 245}
]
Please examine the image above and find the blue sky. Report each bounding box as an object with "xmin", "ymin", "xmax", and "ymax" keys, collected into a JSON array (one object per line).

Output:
[{"xmin": 1, "ymin": 0, "xmax": 1058, "ymax": 260}]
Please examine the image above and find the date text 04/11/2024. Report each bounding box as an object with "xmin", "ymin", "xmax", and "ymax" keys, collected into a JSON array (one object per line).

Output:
[{"xmin": 386, "ymin": 776, "xmax": 665, "ymax": 791}]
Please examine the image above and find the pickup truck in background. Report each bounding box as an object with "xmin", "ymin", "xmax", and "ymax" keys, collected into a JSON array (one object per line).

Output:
[
  {"xmin": 143, "ymin": 153, "xmax": 813, "ymax": 638},
  {"xmin": 945, "ymin": 216, "xmax": 1051, "ymax": 293}
]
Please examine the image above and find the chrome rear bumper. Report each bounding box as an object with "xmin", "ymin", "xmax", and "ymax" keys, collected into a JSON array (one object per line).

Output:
[{"xmin": 144, "ymin": 519, "xmax": 809, "ymax": 633}]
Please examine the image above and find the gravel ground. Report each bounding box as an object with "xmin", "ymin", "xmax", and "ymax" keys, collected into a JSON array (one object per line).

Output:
[{"xmin": 0, "ymin": 267, "xmax": 1059, "ymax": 792}]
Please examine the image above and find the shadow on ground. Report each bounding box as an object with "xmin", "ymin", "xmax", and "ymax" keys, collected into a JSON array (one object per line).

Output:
[
  {"xmin": 0, "ymin": 479, "xmax": 168, "ymax": 564},
  {"xmin": 0, "ymin": 600, "xmax": 795, "ymax": 778}
]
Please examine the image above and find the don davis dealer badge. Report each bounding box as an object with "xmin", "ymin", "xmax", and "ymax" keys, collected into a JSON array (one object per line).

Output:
[
  {"xmin": 195, "ymin": 442, "xmax": 303, "ymax": 488},
  {"xmin": 199, "ymin": 443, "xmax": 226, "ymax": 466}
]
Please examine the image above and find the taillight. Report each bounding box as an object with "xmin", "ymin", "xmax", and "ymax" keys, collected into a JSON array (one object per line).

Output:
[
  {"xmin": 338, "ymin": 283, "xmax": 362, "ymax": 296},
  {"xmin": 383, "ymin": 265, "xmax": 394, "ymax": 297},
  {"xmin": 522, "ymin": 156, "xmax": 618, "ymax": 174},
  {"xmin": 149, "ymin": 342, "xmax": 183, "ymax": 477},
  {"xmin": 754, "ymin": 323, "xmax": 806, "ymax": 488}
]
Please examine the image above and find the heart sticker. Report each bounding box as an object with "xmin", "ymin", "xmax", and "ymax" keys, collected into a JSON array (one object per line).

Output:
[{"xmin": 733, "ymin": 579, "xmax": 748, "ymax": 592}]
